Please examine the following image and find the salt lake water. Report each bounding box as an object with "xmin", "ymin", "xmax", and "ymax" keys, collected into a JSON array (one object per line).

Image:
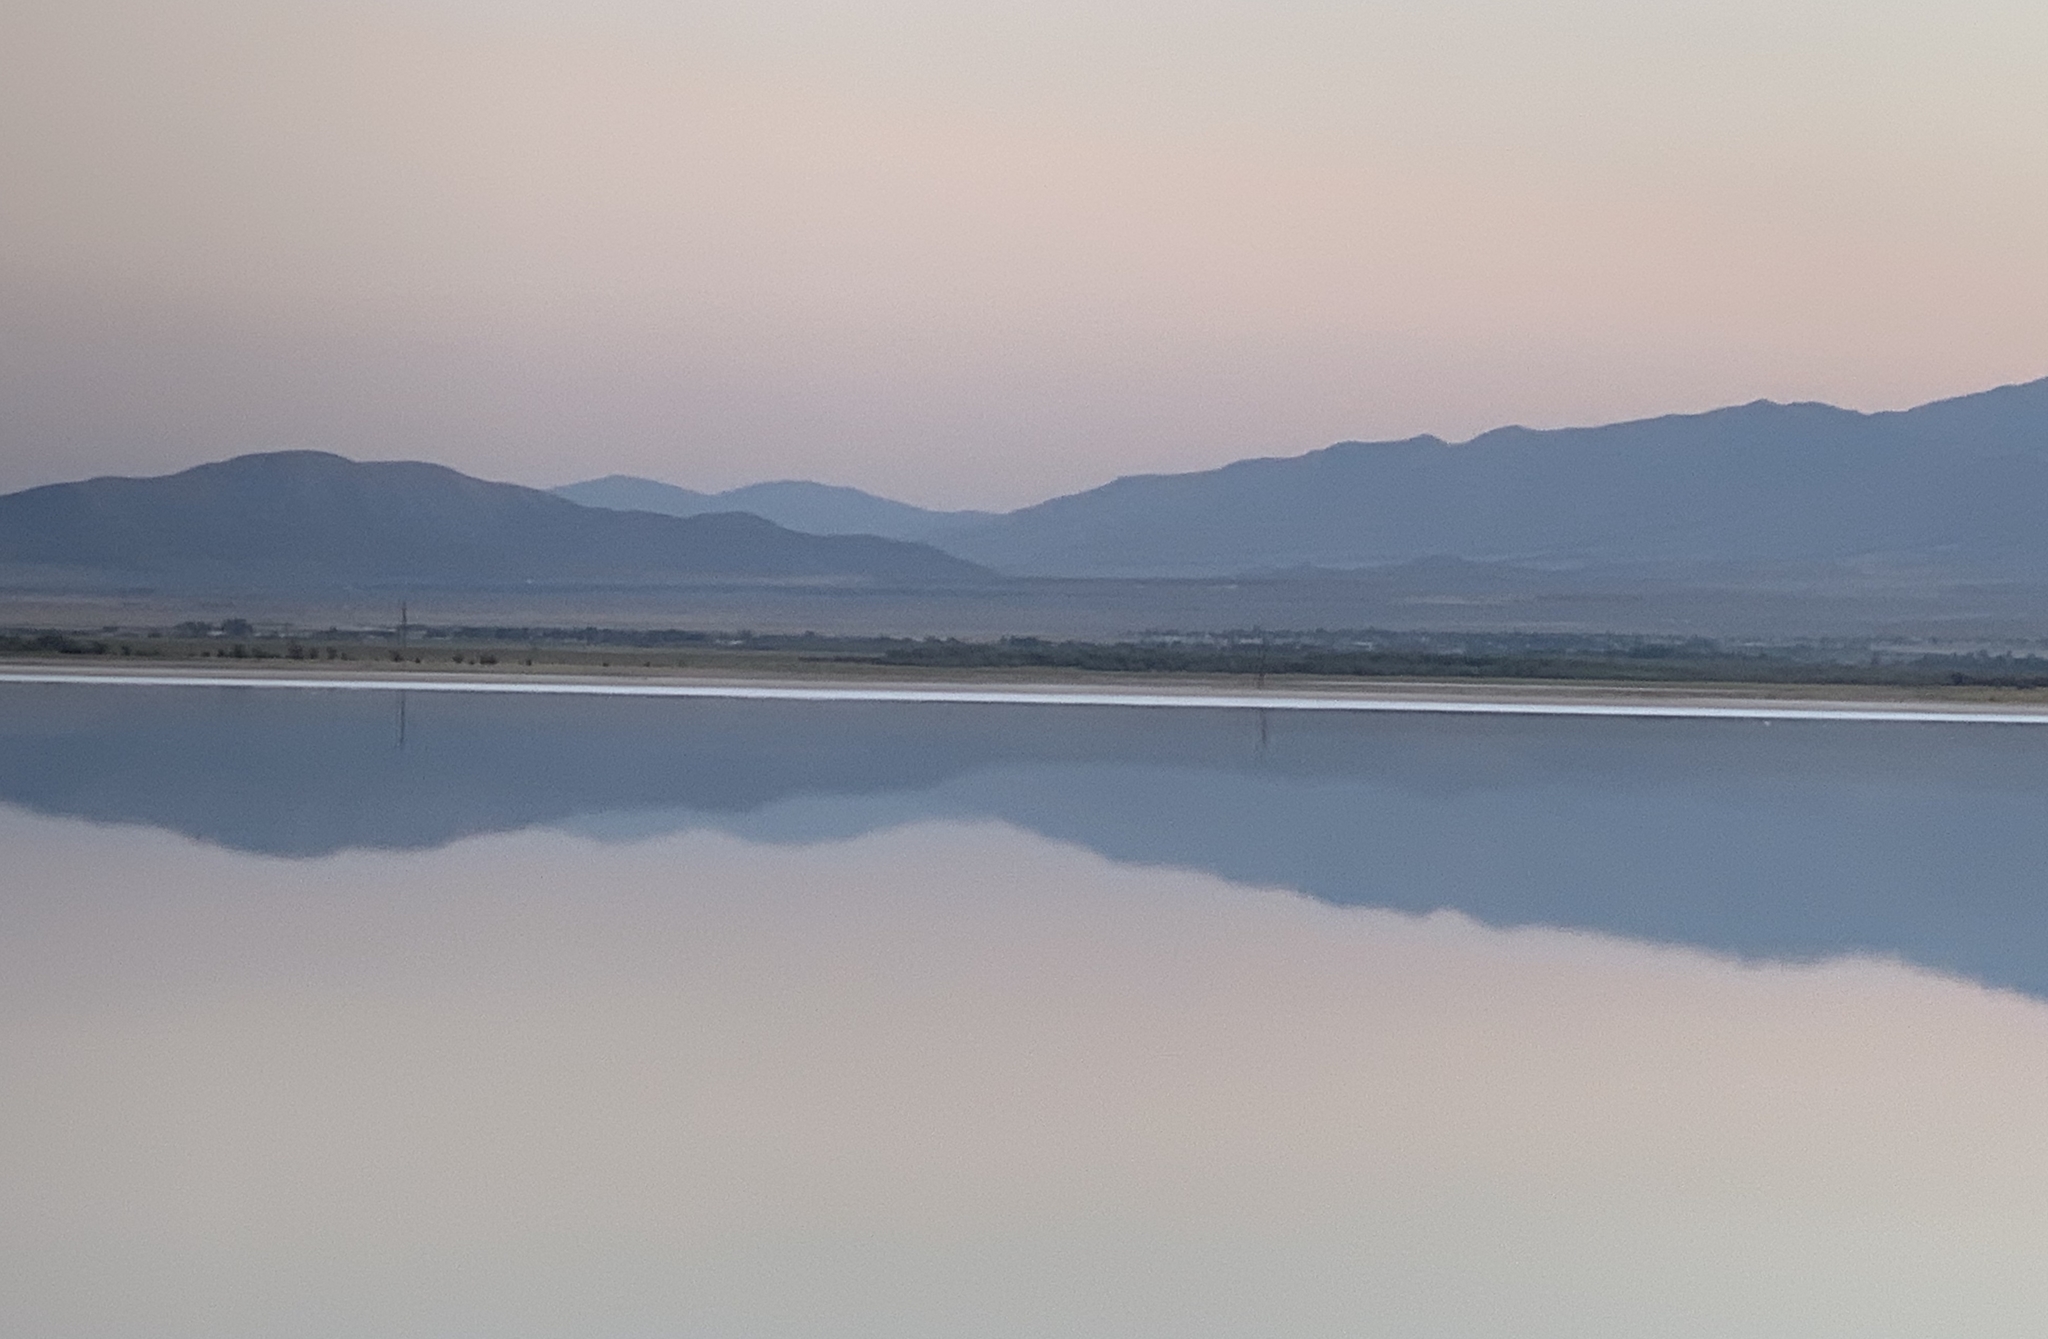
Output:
[{"xmin": 4, "ymin": 681, "xmax": 2048, "ymax": 1337}]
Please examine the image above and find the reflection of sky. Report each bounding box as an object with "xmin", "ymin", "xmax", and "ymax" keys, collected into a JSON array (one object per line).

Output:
[{"xmin": 5, "ymin": 807, "xmax": 2048, "ymax": 1337}]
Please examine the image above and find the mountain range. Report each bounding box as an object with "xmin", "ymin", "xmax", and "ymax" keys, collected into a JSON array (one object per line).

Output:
[
  {"xmin": 0, "ymin": 451, "xmax": 989, "ymax": 587},
  {"xmin": 558, "ymin": 376, "xmax": 2048, "ymax": 579},
  {"xmin": 8, "ymin": 375, "xmax": 2048, "ymax": 596},
  {"xmin": 553, "ymin": 476, "xmax": 989, "ymax": 543}
]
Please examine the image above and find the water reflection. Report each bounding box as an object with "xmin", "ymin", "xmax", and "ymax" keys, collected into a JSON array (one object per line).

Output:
[
  {"xmin": 3, "ymin": 811, "xmax": 2046, "ymax": 1338},
  {"xmin": 5, "ymin": 682, "xmax": 2048, "ymax": 993}
]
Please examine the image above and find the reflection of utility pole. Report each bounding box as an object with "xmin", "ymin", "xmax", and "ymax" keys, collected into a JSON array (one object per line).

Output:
[
  {"xmin": 396, "ymin": 691, "xmax": 407, "ymax": 750},
  {"xmin": 1256, "ymin": 708, "xmax": 1271, "ymax": 757}
]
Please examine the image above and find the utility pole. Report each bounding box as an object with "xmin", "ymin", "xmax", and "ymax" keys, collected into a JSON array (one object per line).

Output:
[{"xmin": 398, "ymin": 601, "xmax": 409, "ymax": 652}]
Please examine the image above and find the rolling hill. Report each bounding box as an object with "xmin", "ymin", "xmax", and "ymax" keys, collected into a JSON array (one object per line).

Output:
[
  {"xmin": 14, "ymin": 375, "xmax": 2048, "ymax": 602},
  {"xmin": 0, "ymin": 451, "xmax": 992, "ymax": 587},
  {"xmin": 933, "ymin": 377, "xmax": 2048, "ymax": 577},
  {"xmin": 553, "ymin": 475, "xmax": 989, "ymax": 542}
]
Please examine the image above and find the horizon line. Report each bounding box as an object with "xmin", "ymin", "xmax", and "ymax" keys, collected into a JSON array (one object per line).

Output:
[{"xmin": 6, "ymin": 671, "xmax": 2048, "ymax": 726}]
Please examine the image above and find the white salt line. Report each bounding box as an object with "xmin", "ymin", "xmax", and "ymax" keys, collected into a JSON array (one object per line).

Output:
[{"xmin": 4, "ymin": 669, "xmax": 2047, "ymax": 724}]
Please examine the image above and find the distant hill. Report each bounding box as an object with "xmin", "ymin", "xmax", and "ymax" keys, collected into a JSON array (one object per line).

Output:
[
  {"xmin": 935, "ymin": 377, "xmax": 2048, "ymax": 578},
  {"xmin": 17, "ymin": 375, "xmax": 2048, "ymax": 603},
  {"xmin": 0, "ymin": 452, "xmax": 992, "ymax": 587},
  {"xmin": 554, "ymin": 475, "xmax": 990, "ymax": 542}
]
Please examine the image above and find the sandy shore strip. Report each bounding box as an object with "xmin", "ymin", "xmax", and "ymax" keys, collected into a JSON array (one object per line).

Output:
[{"xmin": 9, "ymin": 665, "xmax": 2048, "ymax": 723}]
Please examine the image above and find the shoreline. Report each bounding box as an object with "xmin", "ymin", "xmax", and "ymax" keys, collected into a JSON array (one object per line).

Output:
[{"xmin": 10, "ymin": 663, "xmax": 2048, "ymax": 724}]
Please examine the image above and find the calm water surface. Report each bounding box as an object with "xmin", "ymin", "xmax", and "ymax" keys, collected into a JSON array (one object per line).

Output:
[{"xmin": 4, "ymin": 682, "xmax": 2048, "ymax": 1337}]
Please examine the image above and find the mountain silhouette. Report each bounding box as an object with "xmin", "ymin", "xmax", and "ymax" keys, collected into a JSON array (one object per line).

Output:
[
  {"xmin": 554, "ymin": 475, "xmax": 989, "ymax": 543},
  {"xmin": 936, "ymin": 377, "xmax": 2048, "ymax": 577},
  {"xmin": 0, "ymin": 451, "xmax": 991, "ymax": 586}
]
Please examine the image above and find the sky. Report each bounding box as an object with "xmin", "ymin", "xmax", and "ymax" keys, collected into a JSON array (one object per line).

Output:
[{"xmin": 3, "ymin": 0, "xmax": 2046, "ymax": 508}]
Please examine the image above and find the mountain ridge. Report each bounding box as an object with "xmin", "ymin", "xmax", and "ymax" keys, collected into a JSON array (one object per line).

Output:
[
  {"xmin": 932, "ymin": 377, "xmax": 2048, "ymax": 577},
  {"xmin": 12, "ymin": 375, "xmax": 2048, "ymax": 591},
  {"xmin": 0, "ymin": 451, "xmax": 992, "ymax": 587},
  {"xmin": 553, "ymin": 474, "xmax": 990, "ymax": 543}
]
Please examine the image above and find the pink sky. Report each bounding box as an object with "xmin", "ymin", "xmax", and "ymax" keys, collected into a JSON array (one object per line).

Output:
[{"xmin": 4, "ymin": 0, "xmax": 2046, "ymax": 507}]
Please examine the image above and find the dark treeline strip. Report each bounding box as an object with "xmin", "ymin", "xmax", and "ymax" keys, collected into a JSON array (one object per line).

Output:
[
  {"xmin": 0, "ymin": 632, "xmax": 352, "ymax": 661},
  {"xmin": 863, "ymin": 638, "xmax": 2048, "ymax": 688},
  {"xmin": 9, "ymin": 626, "xmax": 2048, "ymax": 689},
  {"xmin": 421, "ymin": 626, "xmax": 717, "ymax": 647},
  {"xmin": 1, "ymin": 632, "xmax": 136, "ymax": 657}
]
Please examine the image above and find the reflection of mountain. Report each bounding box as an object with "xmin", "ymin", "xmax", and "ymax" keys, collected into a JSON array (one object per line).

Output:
[{"xmin": 9, "ymin": 683, "xmax": 2048, "ymax": 995}]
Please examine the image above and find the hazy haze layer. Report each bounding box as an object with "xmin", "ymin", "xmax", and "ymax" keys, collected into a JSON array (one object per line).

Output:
[{"xmin": 4, "ymin": 0, "xmax": 2046, "ymax": 504}]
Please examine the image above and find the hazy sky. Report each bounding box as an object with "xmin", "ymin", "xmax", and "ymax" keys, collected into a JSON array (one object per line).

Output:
[{"xmin": 4, "ymin": 0, "xmax": 2046, "ymax": 506}]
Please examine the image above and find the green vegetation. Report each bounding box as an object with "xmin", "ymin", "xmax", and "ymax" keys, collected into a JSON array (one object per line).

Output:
[
  {"xmin": 860, "ymin": 635, "xmax": 2048, "ymax": 688},
  {"xmin": 9, "ymin": 622, "xmax": 2048, "ymax": 694}
]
